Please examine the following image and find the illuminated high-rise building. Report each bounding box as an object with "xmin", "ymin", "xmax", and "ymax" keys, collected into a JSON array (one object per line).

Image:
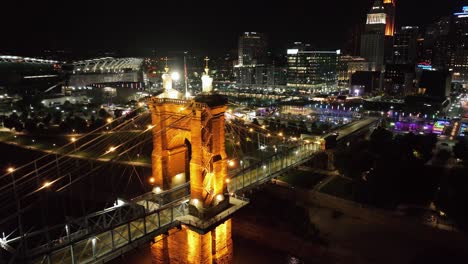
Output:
[
  {"xmin": 393, "ymin": 26, "xmax": 419, "ymax": 64},
  {"xmin": 237, "ymin": 32, "xmax": 267, "ymax": 66},
  {"xmin": 384, "ymin": 0, "xmax": 396, "ymax": 37},
  {"xmin": 236, "ymin": 32, "xmax": 268, "ymax": 86},
  {"xmin": 361, "ymin": 0, "xmax": 387, "ymax": 71},
  {"xmin": 287, "ymin": 42, "xmax": 339, "ymax": 89}
]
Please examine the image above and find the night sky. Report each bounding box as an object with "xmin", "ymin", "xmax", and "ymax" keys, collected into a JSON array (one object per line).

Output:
[{"xmin": 1, "ymin": 0, "xmax": 465, "ymax": 57}]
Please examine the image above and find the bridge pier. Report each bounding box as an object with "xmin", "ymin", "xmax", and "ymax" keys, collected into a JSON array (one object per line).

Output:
[
  {"xmin": 147, "ymin": 76, "xmax": 242, "ymax": 264},
  {"xmin": 151, "ymin": 219, "xmax": 232, "ymax": 264}
]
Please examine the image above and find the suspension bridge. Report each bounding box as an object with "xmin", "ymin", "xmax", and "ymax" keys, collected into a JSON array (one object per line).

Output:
[{"xmin": 0, "ymin": 92, "xmax": 379, "ymax": 264}]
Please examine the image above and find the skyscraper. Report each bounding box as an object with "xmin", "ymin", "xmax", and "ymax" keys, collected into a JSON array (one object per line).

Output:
[
  {"xmin": 451, "ymin": 6, "xmax": 468, "ymax": 82},
  {"xmin": 361, "ymin": 0, "xmax": 387, "ymax": 71},
  {"xmin": 393, "ymin": 26, "xmax": 419, "ymax": 64},
  {"xmin": 237, "ymin": 32, "xmax": 267, "ymax": 66},
  {"xmin": 235, "ymin": 32, "xmax": 268, "ymax": 86}
]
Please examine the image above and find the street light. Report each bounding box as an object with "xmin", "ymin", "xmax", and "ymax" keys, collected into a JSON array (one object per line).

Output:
[
  {"xmin": 153, "ymin": 186, "xmax": 162, "ymax": 194},
  {"xmin": 171, "ymin": 72, "xmax": 181, "ymax": 81}
]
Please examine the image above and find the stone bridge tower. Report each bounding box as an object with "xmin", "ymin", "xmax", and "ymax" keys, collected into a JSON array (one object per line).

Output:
[{"xmin": 148, "ymin": 60, "xmax": 237, "ymax": 264}]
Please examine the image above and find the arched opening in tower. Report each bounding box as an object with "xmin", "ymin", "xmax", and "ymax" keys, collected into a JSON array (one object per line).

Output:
[{"xmin": 184, "ymin": 138, "xmax": 192, "ymax": 183}]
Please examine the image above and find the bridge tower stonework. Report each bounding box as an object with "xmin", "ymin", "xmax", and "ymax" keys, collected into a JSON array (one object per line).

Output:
[{"xmin": 148, "ymin": 62, "xmax": 235, "ymax": 263}]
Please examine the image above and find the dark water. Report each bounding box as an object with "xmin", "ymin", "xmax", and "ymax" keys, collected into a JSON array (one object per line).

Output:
[
  {"xmin": 233, "ymin": 237, "xmax": 304, "ymax": 264},
  {"xmin": 108, "ymin": 236, "xmax": 303, "ymax": 264}
]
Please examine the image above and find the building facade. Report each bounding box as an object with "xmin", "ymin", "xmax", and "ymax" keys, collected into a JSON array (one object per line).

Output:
[
  {"xmin": 287, "ymin": 43, "xmax": 339, "ymax": 89},
  {"xmin": 393, "ymin": 26, "xmax": 419, "ymax": 64},
  {"xmin": 361, "ymin": 0, "xmax": 387, "ymax": 71},
  {"xmin": 451, "ymin": 6, "xmax": 468, "ymax": 82},
  {"xmin": 338, "ymin": 56, "xmax": 370, "ymax": 87},
  {"xmin": 237, "ymin": 32, "xmax": 267, "ymax": 66}
]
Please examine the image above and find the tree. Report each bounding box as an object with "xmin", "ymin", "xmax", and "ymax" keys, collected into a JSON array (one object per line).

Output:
[
  {"xmin": 414, "ymin": 134, "xmax": 438, "ymax": 162},
  {"xmin": 251, "ymin": 118, "xmax": 260, "ymax": 126},
  {"xmin": 72, "ymin": 116, "xmax": 88, "ymax": 132},
  {"xmin": 98, "ymin": 108, "xmax": 110, "ymax": 119},
  {"xmin": 114, "ymin": 109, "xmax": 123, "ymax": 119},
  {"xmin": 59, "ymin": 121, "xmax": 70, "ymax": 132},
  {"xmin": 14, "ymin": 122, "xmax": 24, "ymax": 132},
  {"xmin": 53, "ymin": 111, "xmax": 63, "ymax": 124},
  {"xmin": 453, "ymin": 140, "xmax": 468, "ymax": 164},
  {"xmin": 19, "ymin": 111, "xmax": 29, "ymax": 122},
  {"xmin": 369, "ymin": 126, "xmax": 393, "ymax": 154},
  {"xmin": 43, "ymin": 113, "xmax": 52, "ymax": 125},
  {"xmin": 24, "ymin": 119, "xmax": 37, "ymax": 133},
  {"xmin": 62, "ymin": 100, "xmax": 74, "ymax": 111},
  {"xmin": 433, "ymin": 149, "xmax": 452, "ymax": 166}
]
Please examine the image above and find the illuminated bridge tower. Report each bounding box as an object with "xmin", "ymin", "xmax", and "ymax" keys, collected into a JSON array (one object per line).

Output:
[{"xmin": 149, "ymin": 58, "xmax": 240, "ymax": 264}]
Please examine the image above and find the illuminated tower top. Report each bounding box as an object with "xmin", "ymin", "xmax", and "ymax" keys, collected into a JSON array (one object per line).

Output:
[
  {"xmin": 159, "ymin": 57, "xmax": 183, "ymax": 99},
  {"xmin": 201, "ymin": 56, "xmax": 213, "ymax": 93},
  {"xmin": 366, "ymin": 0, "xmax": 386, "ymax": 27},
  {"xmin": 384, "ymin": 0, "xmax": 396, "ymax": 36}
]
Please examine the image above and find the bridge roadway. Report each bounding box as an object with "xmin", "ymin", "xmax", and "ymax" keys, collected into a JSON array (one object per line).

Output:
[
  {"xmin": 14, "ymin": 117, "xmax": 379, "ymax": 264},
  {"xmin": 328, "ymin": 117, "xmax": 380, "ymax": 142}
]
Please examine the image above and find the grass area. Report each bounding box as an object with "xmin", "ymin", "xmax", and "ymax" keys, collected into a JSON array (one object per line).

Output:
[
  {"xmin": 0, "ymin": 131, "xmax": 12, "ymax": 140},
  {"xmin": 279, "ymin": 170, "xmax": 326, "ymax": 189},
  {"xmin": 319, "ymin": 176, "xmax": 355, "ymax": 201}
]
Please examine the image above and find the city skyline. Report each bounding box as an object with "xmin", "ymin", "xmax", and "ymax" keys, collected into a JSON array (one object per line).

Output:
[{"xmin": 1, "ymin": 0, "xmax": 464, "ymax": 57}]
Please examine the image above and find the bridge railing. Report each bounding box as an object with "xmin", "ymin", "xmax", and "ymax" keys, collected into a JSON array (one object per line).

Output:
[
  {"xmin": 227, "ymin": 142, "xmax": 319, "ymax": 193},
  {"xmin": 23, "ymin": 183, "xmax": 191, "ymax": 259},
  {"xmin": 28, "ymin": 197, "xmax": 190, "ymax": 264}
]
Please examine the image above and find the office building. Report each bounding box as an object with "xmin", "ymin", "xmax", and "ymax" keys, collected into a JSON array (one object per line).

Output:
[
  {"xmin": 383, "ymin": 64, "xmax": 415, "ymax": 95},
  {"xmin": 238, "ymin": 32, "xmax": 267, "ymax": 66},
  {"xmin": 236, "ymin": 32, "xmax": 268, "ymax": 86},
  {"xmin": 418, "ymin": 70, "xmax": 451, "ymax": 98},
  {"xmin": 338, "ymin": 56, "xmax": 370, "ymax": 87},
  {"xmin": 286, "ymin": 43, "xmax": 339, "ymax": 89},
  {"xmin": 393, "ymin": 26, "xmax": 419, "ymax": 64},
  {"xmin": 351, "ymin": 71, "xmax": 382, "ymax": 95},
  {"xmin": 450, "ymin": 6, "xmax": 468, "ymax": 82},
  {"xmin": 361, "ymin": 0, "xmax": 387, "ymax": 71},
  {"xmin": 234, "ymin": 65, "xmax": 286, "ymax": 86}
]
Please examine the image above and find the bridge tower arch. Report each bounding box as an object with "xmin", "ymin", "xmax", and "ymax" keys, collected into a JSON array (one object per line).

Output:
[{"xmin": 148, "ymin": 61, "xmax": 235, "ymax": 263}]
